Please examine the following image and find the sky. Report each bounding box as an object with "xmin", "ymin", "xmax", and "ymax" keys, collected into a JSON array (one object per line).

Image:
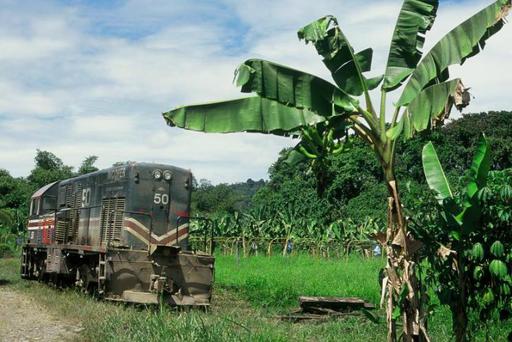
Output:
[{"xmin": 0, "ymin": 0, "xmax": 510, "ymax": 184}]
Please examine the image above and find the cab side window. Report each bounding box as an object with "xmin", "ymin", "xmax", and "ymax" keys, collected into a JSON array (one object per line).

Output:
[
  {"xmin": 30, "ymin": 198, "xmax": 40, "ymax": 217},
  {"xmin": 42, "ymin": 196, "xmax": 56, "ymax": 214}
]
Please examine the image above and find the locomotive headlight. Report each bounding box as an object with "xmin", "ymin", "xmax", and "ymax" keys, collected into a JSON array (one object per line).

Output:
[
  {"xmin": 163, "ymin": 170, "xmax": 172, "ymax": 181},
  {"xmin": 153, "ymin": 169, "xmax": 162, "ymax": 180}
]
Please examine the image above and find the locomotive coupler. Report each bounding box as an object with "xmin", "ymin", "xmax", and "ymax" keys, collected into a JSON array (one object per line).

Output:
[{"xmin": 149, "ymin": 274, "xmax": 170, "ymax": 294}]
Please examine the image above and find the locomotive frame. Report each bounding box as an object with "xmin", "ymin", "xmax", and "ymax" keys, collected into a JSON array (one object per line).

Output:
[{"xmin": 20, "ymin": 162, "xmax": 214, "ymax": 306}]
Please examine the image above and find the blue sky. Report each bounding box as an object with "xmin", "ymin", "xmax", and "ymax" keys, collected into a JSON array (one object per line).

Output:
[{"xmin": 0, "ymin": 0, "xmax": 510, "ymax": 183}]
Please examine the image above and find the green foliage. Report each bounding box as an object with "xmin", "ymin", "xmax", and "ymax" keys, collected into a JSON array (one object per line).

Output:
[
  {"xmin": 78, "ymin": 155, "xmax": 99, "ymax": 175},
  {"xmin": 394, "ymin": 111, "xmax": 512, "ymax": 183},
  {"xmin": 397, "ymin": 0, "xmax": 511, "ymax": 107},
  {"xmin": 0, "ymin": 169, "xmax": 31, "ymax": 256},
  {"xmin": 342, "ymin": 184, "xmax": 387, "ymax": 225},
  {"xmin": 191, "ymin": 179, "xmax": 265, "ymax": 216},
  {"xmin": 193, "ymin": 180, "xmax": 241, "ymax": 215},
  {"xmin": 0, "ymin": 169, "xmax": 32, "ymax": 211},
  {"xmin": 187, "ymin": 112, "xmax": 504, "ymax": 255},
  {"xmin": 0, "ymin": 224, "xmax": 19, "ymax": 257},
  {"xmin": 408, "ymin": 79, "xmax": 467, "ymax": 133},
  {"xmin": 163, "ymin": 96, "xmax": 325, "ymax": 135},
  {"xmin": 252, "ymin": 174, "xmax": 333, "ymax": 225},
  {"xmin": 415, "ymin": 137, "xmax": 512, "ymax": 340},
  {"xmin": 28, "ymin": 150, "xmax": 73, "ymax": 189},
  {"xmin": 422, "ymin": 141, "xmax": 453, "ymax": 202},
  {"xmin": 188, "ymin": 112, "xmax": 510, "ymax": 270},
  {"xmin": 235, "ymin": 59, "xmax": 348, "ymax": 116},
  {"xmin": 251, "ymin": 112, "xmax": 512, "ymax": 230},
  {"xmin": 383, "ymin": 0, "xmax": 438, "ymax": 91}
]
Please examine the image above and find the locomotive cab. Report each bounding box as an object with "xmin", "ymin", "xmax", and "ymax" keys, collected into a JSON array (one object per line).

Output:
[{"xmin": 27, "ymin": 182, "xmax": 58, "ymax": 245}]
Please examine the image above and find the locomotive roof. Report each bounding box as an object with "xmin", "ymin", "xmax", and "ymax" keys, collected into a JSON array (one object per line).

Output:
[
  {"xmin": 31, "ymin": 181, "xmax": 58, "ymax": 198},
  {"xmin": 32, "ymin": 162, "xmax": 191, "ymax": 196}
]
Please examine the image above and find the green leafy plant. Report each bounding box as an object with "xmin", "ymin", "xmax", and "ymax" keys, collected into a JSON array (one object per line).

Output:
[
  {"xmin": 163, "ymin": 1, "xmax": 511, "ymax": 339},
  {"xmin": 0, "ymin": 208, "xmax": 20, "ymax": 257},
  {"xmin": 419, "ymin": 136, "xmax": 512, "ymax": 341}
]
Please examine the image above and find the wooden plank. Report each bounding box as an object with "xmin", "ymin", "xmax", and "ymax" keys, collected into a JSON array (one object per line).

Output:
[
  {"xmin": 276, "ymin": 311, "xmax": 364, "ymax": 322},
  {"xmin": 299, "ymin": 296, "xmax": 374, "ymax": 313}
]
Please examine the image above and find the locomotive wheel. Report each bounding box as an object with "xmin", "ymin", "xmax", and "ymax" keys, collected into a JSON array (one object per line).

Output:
[
  {"xmin": 35, "ymin": 257, "xmax": 47, "ymax": 282},
  {"xmin": 76, "ymin": 264, "xmax": 97, "ymax": 294}
]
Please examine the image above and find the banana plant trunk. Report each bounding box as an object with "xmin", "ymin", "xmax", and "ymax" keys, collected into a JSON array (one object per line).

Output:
[
  {"xmin": 454, "ymin": 255, "xmax": 468, "ymax": 342},
  {"xmin": 242, "ymin": 234, "xmax": 247, "ymax": 258},
  {"xmin": 382, "ymin": 153, "xmax": 423, "ymax": 342},
  {"xmin": 283, "ymin": 237, "xmax": 290, "ymax": 256},
  {"xmin": 267, "ymin": 239, "xmax": 274, "ymax": 256}
]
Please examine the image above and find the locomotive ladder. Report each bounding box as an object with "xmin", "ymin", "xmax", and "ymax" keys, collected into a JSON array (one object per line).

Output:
[
  {"xmin": 98, "ymin": 253, "xmax": 107, "ymax": 295},
  {"xmin": 21, "ymin": 247, "xmax": 30, "ymax": 278}
]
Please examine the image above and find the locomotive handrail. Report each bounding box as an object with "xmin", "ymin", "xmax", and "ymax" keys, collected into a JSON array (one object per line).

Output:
[{"xmin": 180, "ymin": 216, "xmax": 214, "ymax": 254}]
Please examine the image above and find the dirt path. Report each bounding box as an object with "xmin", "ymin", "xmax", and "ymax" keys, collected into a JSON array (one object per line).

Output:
[{"xmin": 0, "ymin": 288, "xmax": 81, "ymax": 342}]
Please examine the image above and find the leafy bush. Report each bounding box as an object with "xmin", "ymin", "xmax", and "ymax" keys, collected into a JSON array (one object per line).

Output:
[
  {"xmin": 414, "ymin": 137, "xmax": 512, "ymax": 341},
  {"xmin": 0, "ymin": 208, "xmax": 21, "ymax": 257}
]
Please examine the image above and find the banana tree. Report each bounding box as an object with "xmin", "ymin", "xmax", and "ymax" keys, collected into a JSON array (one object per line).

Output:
[{"xmin": 163, "ymin": 1, "xmax": 511, "ymax": 340}]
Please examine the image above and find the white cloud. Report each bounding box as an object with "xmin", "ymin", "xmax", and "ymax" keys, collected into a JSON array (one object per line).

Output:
[{"xmin": 0, "ymin": 0, "xmax": 510, "ymax": 183}]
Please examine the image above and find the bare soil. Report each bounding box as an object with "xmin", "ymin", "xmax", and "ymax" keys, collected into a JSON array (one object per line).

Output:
[{"xmin": 0, "ymin": 288, "xmax": 81, "ymax": 342}]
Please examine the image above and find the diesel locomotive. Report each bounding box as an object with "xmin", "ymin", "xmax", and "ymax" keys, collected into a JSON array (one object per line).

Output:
[{"xmin": 20, "ymin": 162, "xmax": 214, "ymax": 306}]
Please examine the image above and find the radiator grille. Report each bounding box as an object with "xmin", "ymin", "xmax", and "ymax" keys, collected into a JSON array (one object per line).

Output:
[
  {"xmin": 55, "ymin": 220, "xmax": 68, "ymax": 244},
  {"xmin": 69, "ymin": 184, "xmax": 82, "ymax": 243},
  {"xmin": 55, "ymin": 183, "xmax": 82, "ymax": 244},
  {"xmin": 100, "ymin": 197, "xmax": 125, "ymax": 246},
  {"xmin": 65, "ymin": 184, "xmax": 73, "ymax": 208}
]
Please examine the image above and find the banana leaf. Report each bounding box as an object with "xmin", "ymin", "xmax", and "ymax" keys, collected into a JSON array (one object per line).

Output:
[
  {"xmin": 298, "ymin": 16, "xmax": 381, "ymax": 97},
  {"xmin": 408, "ymin": 78, "xmax": 466, "ymax": 132},
  {"xmin": 163, "ymin": 96, "xmax": 324, "ymax": 135},
  {"xmin": 456, "ymin": 136, "xmax": 489, "ymax": 230},
  {"xmin": 466, "ymin": 135, "xmax": 491, "ymax": 198},
  {"xmin": 422, "ymin": 141, "xmax": 453, "ymax": 202},
  {"xmin": 469, "ymin": 135, "xmax": 491, "ymax": 187},
  {"xmin": 386, "ymin": 118, "xmax": 404, "ymax": 140},
  {"xmin": 383, "ymin": 0, "xmax": 439, "ymax": 91},
  {"xmin": 235, "ymin": 59, "xmax": 357, "ymax": 115},
  {"xmin": 387, "ymin": 79, "xmax": 468, "ymax": 139},
  {"xmin": 397, "ymin": 0, "xmax": 511, "ymax": 106}
]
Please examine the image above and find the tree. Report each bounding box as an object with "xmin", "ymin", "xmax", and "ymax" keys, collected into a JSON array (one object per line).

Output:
[
  {"xmin": 192, "ymin": 180, "xmax": 242, "ymax": 215},
  {"xmin": 162, "ymin": 1, "xmax": 511, "ymax": 340},
  {"xmin": 28, "ymin": 150, "xmax": 73, "ymax": 189},
  {"xmin": 0, "ymin": 169, "xmax": 32, "ymax": 211},
  {"xmin": 78, "ymin": 156, "xmax": 99, "ymax": 175}
]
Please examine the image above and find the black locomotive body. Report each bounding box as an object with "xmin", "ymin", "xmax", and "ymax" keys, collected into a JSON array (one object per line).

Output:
[{"xmin": 21, "ymin": 162, "xmax": 214, "ymax": 306}]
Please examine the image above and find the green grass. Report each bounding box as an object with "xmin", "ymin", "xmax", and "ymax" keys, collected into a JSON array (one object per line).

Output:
[
  {"xmin": 215, "ymin": 254, "xmax": 384, "ymax": 308},
  {"xmin": 1, "ymin": 255, "xmax": 511, "ymax": 341}
]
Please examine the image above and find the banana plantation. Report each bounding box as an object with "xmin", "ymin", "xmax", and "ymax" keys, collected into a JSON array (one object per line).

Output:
[{"xmin": 189, "ymin": 212, "xmax": 380, "ymax": 258}]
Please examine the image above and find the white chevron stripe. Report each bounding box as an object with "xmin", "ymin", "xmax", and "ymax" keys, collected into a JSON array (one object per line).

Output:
[{"xmin": 124, "ymin": 217, "xmax": 188, "ymax": 245}]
